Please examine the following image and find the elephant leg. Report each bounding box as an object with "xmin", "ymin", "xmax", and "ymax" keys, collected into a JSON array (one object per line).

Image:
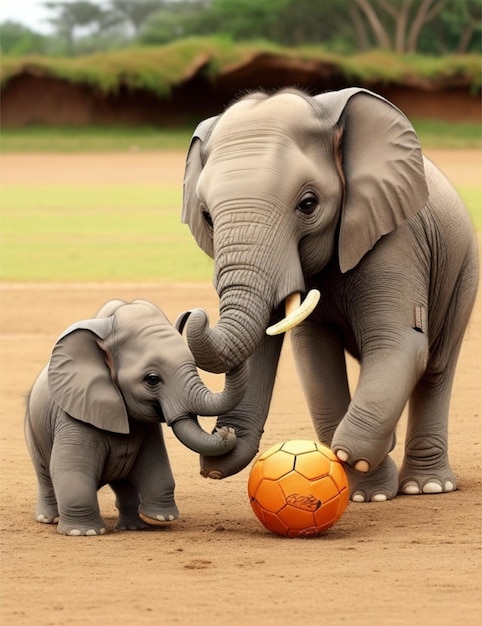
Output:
[
  {"xmin": 400, "ymin": 255, "xmax": 477, "ymax": 496},
  {"xmin": 110, "ymin": 480, "xmax": 152, "ymax": 531},
  {"xmin": 399, "ymin": 344, "xmax": 462, "ymax": 495},
  {"xmin": 50, "ymin": 435, "xmax": 106, "ymax": 536},
  {"xmin": 129, "ymin": 425, "xmax": 179, "ymax": 525},
  {"xmin": 292, "ymin": 321, "xmax": 399, "ymax": 501},
  {"xmin": 291, "ymin": 321, "xmax": 351, "ymax": 444},
  {"xmin": 25, "ymin": 419, "xmax": 59, "ymax": 524},
  {"xmin": 331, "ymin": 326, "xmax": 427, "ymax": 467},
  {"xmin": 34, "ymin": 469, "xmax": 59, "ymax": 524}
]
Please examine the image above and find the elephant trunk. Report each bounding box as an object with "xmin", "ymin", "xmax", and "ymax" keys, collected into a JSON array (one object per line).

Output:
[
  {"xmin": 166, "ymin": 362, "xmax": 248, "ymax": 456},
  {"xmin": 185, "ymin": 302, "xmax": 270, "ymax": 374},
  {"xmin": 186, "ymin": 287, "xmax": 320, "ymax": 374}
]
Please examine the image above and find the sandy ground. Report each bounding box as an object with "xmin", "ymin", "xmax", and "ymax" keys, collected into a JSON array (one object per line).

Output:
[{"xmin": 0, "ymin": 151, "xmax": 480, "ymax": 625}]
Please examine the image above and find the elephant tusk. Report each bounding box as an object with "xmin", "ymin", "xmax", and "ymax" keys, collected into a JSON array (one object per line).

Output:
[{"xmin": 266, "ymin": 289, "xmax": 321, "ymax": 336}]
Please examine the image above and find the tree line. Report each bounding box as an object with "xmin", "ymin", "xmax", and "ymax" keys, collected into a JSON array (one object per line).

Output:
[{"xmin": 1, "ymin": 0, "xmax": 480, "ymax": 56}]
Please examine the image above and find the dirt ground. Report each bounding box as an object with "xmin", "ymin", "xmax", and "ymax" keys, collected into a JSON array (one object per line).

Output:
[{"xmin": 0, "ymin": 150, "xmax": 480, "ymax": 625}]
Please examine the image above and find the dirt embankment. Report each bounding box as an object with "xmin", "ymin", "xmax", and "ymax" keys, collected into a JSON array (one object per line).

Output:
[{"xmin": 1, "ymin": 55, "xmax": 480, "ymax": 127}]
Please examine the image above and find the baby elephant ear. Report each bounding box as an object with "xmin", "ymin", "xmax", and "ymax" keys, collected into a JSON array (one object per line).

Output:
[
  {"xmin": 315, "ymin": 88, "xmax": 428, "ymax": 273},
  {"xmin": 48, "ymin": 318, "xmax": 130, "ymax": 434}
]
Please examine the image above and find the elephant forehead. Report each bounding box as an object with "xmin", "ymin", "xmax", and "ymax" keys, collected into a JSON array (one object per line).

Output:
[
  {"xmin": 117, "ymin": 326, "xmax": 193, "ymax": 371},
  {"xmin": 115, "ymin": 302, "xmax": 169, "ymax": 326},
  {"xmin": 210, "ymin": 93, "xmax": 315, "ymax": 142}
]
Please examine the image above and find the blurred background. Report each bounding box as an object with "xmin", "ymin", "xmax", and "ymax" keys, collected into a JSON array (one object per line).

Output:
[
  {"xmin": 0, "ymin": 1, "xmax": 480, "ymax": 283},
  {"xmin": 1, "ymin": 0, "xmax": 480, "ymax": 127}
]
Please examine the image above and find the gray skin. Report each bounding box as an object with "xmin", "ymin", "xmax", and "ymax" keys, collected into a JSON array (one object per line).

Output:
[
  {"xmin": 181, "ymin": 87, "xmax": 479, "ymax": 502},
  {"xmin": 25, "ymin": 299, "xmax": 247, "ymax": 535}
]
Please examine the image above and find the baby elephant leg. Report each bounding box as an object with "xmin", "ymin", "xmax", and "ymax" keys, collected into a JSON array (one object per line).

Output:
[
  {"xmin": 35, "ymin": 477, "xmax": 59, "ymax": 525},
  {"xmin": 110, "ymin": 480, "xmax": 152, "ymax": 531},
  {"xmin": 131, "ymin": 426, "xmax": 179, "ymax": 525},
  {"xmin": 53, "ymin": 471, "xmax": 105, "ymax": 536},
  {"xmin": 50, "ymin": 439, "xmax": 106, "ymax": 536},
  {"xmin": 25, "ymin": 412, "xmax": 59, "ymax": 524}
]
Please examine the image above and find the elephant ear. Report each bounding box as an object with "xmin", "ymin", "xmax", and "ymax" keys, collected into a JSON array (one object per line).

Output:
[
  {"xmin": 181, "ymin": 116, "xmax": 219, "ymax": 258},
  {"xmin": 314, "ymin": 88, "xmax": 428, "ymax": 273},
  {"xmin": 48, "ymin": 318, "xmax": 130, "ymax": 434}
]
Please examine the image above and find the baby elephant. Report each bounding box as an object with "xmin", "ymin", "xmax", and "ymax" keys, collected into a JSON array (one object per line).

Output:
[{"xmin": 25, "ymin": 299, "xmax": 247, "ymax": 536}]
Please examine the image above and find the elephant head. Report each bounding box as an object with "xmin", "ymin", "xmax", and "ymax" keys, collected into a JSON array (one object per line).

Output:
[
  {"xmin": 47, "ymin": 299, "xmax": 248, "ymax": 455},
  {"xmin": 181, "ymin": 87, "xmax": 428, "ymax": 373}
]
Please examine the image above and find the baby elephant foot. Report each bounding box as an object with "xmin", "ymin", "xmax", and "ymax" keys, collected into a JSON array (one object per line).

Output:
[
  {"xmin": 36, "ymin": 511, "xmax": 59, "ymax": 524},
  {"xmin": 139, "ymin": 503, "xmax": 179, "ymax": 526},
  {"xmin": 346, "ymin": 456, "xmax": 399, "ymax": 502},
  {"xmin": 36, "ymin": 500, "xmax": 59, "ymax": 524},
  {"xmin": 57, "ymin": 514, "xmax": 105, "ymax": 537},
  {"xmin": 57, "ymin": 516, "xmax": 106, "ymax": 536},
  {"xmin": 399, "ymin": 466, "xmax": 457, "ymax": 495},
  {"xmin": 115, "ymin": 511, "xmax": 152, "ymax": 531}
]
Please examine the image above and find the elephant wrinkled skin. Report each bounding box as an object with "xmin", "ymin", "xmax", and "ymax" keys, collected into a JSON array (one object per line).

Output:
[
  {"xmin": 25, "ymin": 299, "xmax": 247, "ymax": 535},
  {"xmin": 180, "ymin": 87, "xmax": 479, "ymax": 502}
]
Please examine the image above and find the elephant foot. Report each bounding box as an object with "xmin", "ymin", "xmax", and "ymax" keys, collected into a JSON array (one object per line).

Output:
[
  {"xmin": 57, "ymin": 521, "xmax": 106, "ymax": 536},
  {"xmin": 138, "ymin": 512, "xmax": 178, "ymax": 526},
  {"xmin": 37, "ymin": 513, "xmax": 59, "ymax": 524},
  {"xmin": 138, "ymin": 503, "xmax": 179, "ymax": 526},
  {"xmin": 36, "ymin": 500, "xmax": 59, "ymax": 524},
  {"xmin": 332, "ymin": 420, "xmax": 397, "ymax": 475},
  {"xmin": 399, "ymin": 465, "xmax": 457, "ymax": 495},
  {"xmin": 115, "ymin": 512, "xmax": 152, "ymax": 531},
  {"xmin": 346, "ymin": 456, "xmax": 399, "ymax": 502}
]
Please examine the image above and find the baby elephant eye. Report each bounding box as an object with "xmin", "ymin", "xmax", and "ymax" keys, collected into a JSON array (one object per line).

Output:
[
  {"xmin": 297, "ymin": 193, "xmax": 319, "ymax": 215},
  {"xmin": 144, "ymin": 372, "xmax": 161, "ymax": 387}
]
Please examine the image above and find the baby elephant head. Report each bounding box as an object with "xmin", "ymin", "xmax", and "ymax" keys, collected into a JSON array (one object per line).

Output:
[{"xmin": 47, "ymin": 299, "xmax": 248, "ymax": 456}]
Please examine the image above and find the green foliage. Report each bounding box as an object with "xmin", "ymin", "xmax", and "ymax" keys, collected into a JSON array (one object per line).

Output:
[
  {"xmin": 3, "ymin": 0, "xmax": 480, "ymax": 56},
  {"xmin": 0, "ymin": 37, "xmax": 265, "ymax": 95},
  {"xmin": 0, "ymin": 22, "xmax": 49, "ymax": 55},
  {"xmin": 1, "ymin": 39, "xmax": 480, "ymax": 97}
]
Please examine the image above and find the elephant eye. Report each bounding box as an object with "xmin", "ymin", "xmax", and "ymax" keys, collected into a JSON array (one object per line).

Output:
[
  {"xmin": 297, "ymin": 193, "xmax": 319, "ymax": 215},
  {"xmin": 202, "ymin": 209, "xmax": 213, "ymax": 228},
  {"xmin": 144, "ymin": 372, "xmax": 161, "ymax": 387}
]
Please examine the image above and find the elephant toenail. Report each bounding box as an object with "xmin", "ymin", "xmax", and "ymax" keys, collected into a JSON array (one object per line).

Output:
[
  {"xmin": 355, "ymin": 459, "xmax": 370, "ymax": 472},
  {"xmin": 352, "ymin": 493, "xmax": 366, "ymax": 502},
  {"xmin": 371, "ymin": 493, "xmax": 387, "ymax": 502},
  {"xmin": 402, "ymin": 482, "xmax": 420, "ymax": 495},
  {"xmin": 336, "ymin": 450, "xmax": 349, "ymax": 463},
  {"xmin": 422, "ymin": 481, "xmax": 443, "ymax": 494}
]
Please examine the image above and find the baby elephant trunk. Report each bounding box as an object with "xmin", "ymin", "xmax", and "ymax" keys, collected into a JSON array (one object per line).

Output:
[{"xmin": 166, "ymin": 362, "xmax": 248, "ymax": 456}]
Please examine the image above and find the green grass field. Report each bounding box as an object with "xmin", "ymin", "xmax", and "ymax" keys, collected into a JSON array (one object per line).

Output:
[
  {"xmin": 0, "ymin": 183, "xmax": 213, "ymax": 281},
  {"xmin": 1, "ymin": 123, "xmax": 480, "ymax": 282},
  {"xmin": 2, "ymin": 179, "xmax": 479, "ymax": 283},
  {"xmin": 1, "ymin": 120, "xmax": 481, "ymax": 152}
]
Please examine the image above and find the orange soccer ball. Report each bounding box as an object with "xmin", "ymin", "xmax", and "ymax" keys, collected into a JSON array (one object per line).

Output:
[{"xmin": 248, "ymin": 440, "xmax": 349, "ymax": 538}]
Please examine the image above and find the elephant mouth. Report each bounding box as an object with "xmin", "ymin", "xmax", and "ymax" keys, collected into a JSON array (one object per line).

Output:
[{"xmin": 266, "ymin": 289, "xmax": 321, "ymax": 336}]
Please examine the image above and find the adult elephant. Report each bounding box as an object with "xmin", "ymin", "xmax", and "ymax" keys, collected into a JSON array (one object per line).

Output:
[
  {"xmin": 26, "ymin": 299, "xmax": 247, "ymax": 535},
  {"xmin": 180, "ymin": 87, "xmax": 478, "ymax": 502}
]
